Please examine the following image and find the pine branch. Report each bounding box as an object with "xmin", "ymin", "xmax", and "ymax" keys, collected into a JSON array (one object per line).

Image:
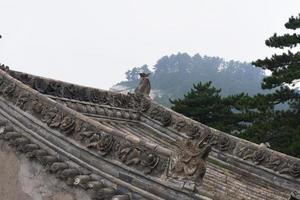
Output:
[
  {"xmin": 285, "ymin": 14, "xmax": 300, "ymax": 30},
  {"xmin": 265, "ymin": 33, "xmax": 300, "ymax": 48},
  {"xmin": 252, "ymin": 51, "xmax": 298, "ymax": 70}
]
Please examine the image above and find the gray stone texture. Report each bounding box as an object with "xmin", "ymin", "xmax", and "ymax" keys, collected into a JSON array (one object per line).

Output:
[{"xmin": 0, "ymin": 141, "xmax": 90, "ymax": 200}]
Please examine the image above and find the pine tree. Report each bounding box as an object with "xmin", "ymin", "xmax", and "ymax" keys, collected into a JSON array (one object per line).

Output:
[
  {"xmin": 170, "ymin": 82, "xmax": 252, "ymax": 134},
  {"xmin": 249, "ymin": 14, "xmax": 300, "ymax": 157},
  {"xmin": 253, "ymin": 14, "xmax": 300, "ymax": 99}
]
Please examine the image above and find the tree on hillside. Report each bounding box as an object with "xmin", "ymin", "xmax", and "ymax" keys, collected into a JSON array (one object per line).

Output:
[
  {"xmin": 114, "ymin": 53, "xmax": 265, "ymax": 107},
  {"xmin": 125, "ymin": 65, "xmax": 151, "ymax": 81},
  {"xmin": 253, "ymin": 14, "xmax": 300, "ymax": 105},
  {"xmin": 170, "ymin": 82, "xmax": 253, "ymax": 133},
  {"xmin": 244, "ymin": 13, "xmax": 300, "ymax": 157},
  {"xmin": 169, "ymin": 14, "xmax": 300, "ymax": 158}
]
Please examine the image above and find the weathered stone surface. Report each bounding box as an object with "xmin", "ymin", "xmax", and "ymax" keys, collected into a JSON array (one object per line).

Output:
[
  {"xmin": 0, "ymin": 141, "xmax": 90, "ymax": 200},
  {"xmin": 0, "ymin": 142, "xmax": 31, "ymax": 200},
  {"xmin": 201, "ymin": 161, "xmax": 290, "ymax": 200},
  {"xmin": 0, "ymin": 66, "xmax": 299, "ymax": 200}
]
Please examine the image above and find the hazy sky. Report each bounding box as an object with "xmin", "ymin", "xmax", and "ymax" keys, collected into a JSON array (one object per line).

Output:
[{"xmin": 0, "ymin": 0, "xmax": 299, "ymax": 89}]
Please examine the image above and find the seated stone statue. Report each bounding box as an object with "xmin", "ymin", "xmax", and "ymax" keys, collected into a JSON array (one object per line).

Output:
[{"xmin": 134, "ymin": 73, "xmax": 151, "ymax": 97}]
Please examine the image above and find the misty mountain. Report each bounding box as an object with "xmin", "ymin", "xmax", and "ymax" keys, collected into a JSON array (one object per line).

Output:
[{"xmin": 111, "ymin": 53, "xmax": 268, "ymax": 106}]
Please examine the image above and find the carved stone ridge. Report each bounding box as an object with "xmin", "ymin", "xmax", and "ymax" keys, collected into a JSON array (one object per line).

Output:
[
  {"xmin": 0, "ymin": 119, "xmax": 126, "ymax": 199},
  {"xmin": 168, "ymin": 138, "xmax": 211, "ymax": 191},
  {"xmin": 0, "ymin": 68, "xmax": 214, "ymax": 190},
  {"xmin": 3, "ymin": 67, "xmax": 300, "ymax": 185}
]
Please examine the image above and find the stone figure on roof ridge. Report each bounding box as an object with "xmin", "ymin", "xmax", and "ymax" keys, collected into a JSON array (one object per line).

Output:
[{"xmin": 134, "ymin": 72, "xmax": 151, "ymax": 97}]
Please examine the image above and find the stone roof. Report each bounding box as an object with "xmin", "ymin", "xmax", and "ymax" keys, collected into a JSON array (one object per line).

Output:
[{"xmin": 0, "ymin": 65, "xmax": 299, "ymax": 200}]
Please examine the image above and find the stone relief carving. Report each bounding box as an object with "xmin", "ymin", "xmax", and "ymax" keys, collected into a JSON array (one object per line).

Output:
[
  {"xmin": 147, "ymin": 106, "xmax": 172, "ymax": 126},
  {"xmin": 3, "ymin": 82, "xmax": 16, "ymax": 97},
  {"xmin": 0, "ymin": 121, "xmax": 124, "ymax": 199},
  {"xmin": 87, "ymin": 134, "xmax": 115, "ymax": 156},
  {"xmin": 117, "ymin": 142, "xmax": 162, "ymax": 175},
  {"xmin": 62, "ymin": 84, "xmax": 77, "ymax": 99},
  {"xmin": 289, "ymin": 191, "xmax": 300, "ymax": 200},
  {"xmin": 169, "ymin": 138, "xmax": 211, "ymax": 186},
  {"xmin": 60, "ymin": 116, "xmax": 75, "ymax": 135},
  {"xmin": 218, "ymin": 135, "xmax": 235, "ymax": 152},
  {"xmin": 279, "ymin": 162, "xmax": 300, "ymax": 178},
  {"xmin": 31, "ymin": 98, "xmax": 44, "ymax": 114},
  {"xmin": 34, "ymin": 78, "xmax": 48, "ymax": 93},
  {"xmin": 237, "ymin": 144, "xmax": 268, "ymax": 165},
  {"xmin": 85, "ymin": 133, "xmax": 165, "ymax": 176},
  {"xmin": 2, "ymin": 69, "xmax": 300, "ymax": 182},
  {"xmin": 16, "ymin": 93, "xmax": 30, "ymax": 110},
  {"xmin": 288, "ymin": 162, "xmax": 300, "ymax": 177}
]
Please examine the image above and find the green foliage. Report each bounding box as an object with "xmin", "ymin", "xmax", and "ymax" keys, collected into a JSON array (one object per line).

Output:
[
  {"xmin": 115, "ymin": 14, "xmax": 300, "ymax": 158},
  {"xmin": 170, "ymin": 82, "xmax": 227, "ymax": 130},
  {"xmin": 285, "ymin": 14, "xmax": 300, "ymax": 30},
  {"xmin": 241, "ymin": 110, "xmax": 300, "ymax": 157},
  {"xmin": 125, "ymin": 64, "xmax": 151, "ymax": 81},
  {"xmin": 247, "ymin": 14, "xmax": 300, "ymax": 157},
  {"xmin": 170, "ymin": 82, "xmax": 253, "ymax": 133},
  {"xmin": 170, "ymin": 14, "xmax": 300, "ymax": 158},
  {"xmin": 253, "ymin": 51, "xmax": 300, "ymax": 89},
  {"xmin": 115, "ymin": 53, "xmax": 266, "ymax": 106},
  {"xmin": 265, "ymin": 33, "xmax": 300, "ymax": 48},
  {"xmin": 253, "ymin": 14, "xmax": 300, "ymax": 91}
]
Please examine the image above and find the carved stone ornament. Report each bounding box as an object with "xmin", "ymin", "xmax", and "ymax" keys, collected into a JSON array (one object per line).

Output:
[
  {"xmin": 34, "ymin": 78, "xmax": 48, "ymax": 93},
  {"xmin": 218, "ymin": 135, "xmax": 235, "ymax": 152},
  {"xmin": 169, "ymin": 138, "xmax": 211, "ymax": 185},
  {"xmin": 3, "ymin": 83, "xmax": 16, "ymax": 97},
  {"xmin": 288, "ymin": 162, "xmax": 300, "ymax": 178},
  {"xmin": 16, "ymin": 93, "xmax": 30, "ymax": 110},
  {"xmin": 148, "ymin": 106, "xmax": 172, "ymax": 126},
  {"xmin": 60, "ymin": 116, "xmax": 75, "ymax": 135},
  {"xmin": 117, "ymin": 142, "xmax": 162, "ymax": 175},
  {"xmin": 235, "ymin": 143, "xmax": 269, "ymax": 165},
  {"xmin": 63, "ymin": 84, "xmax": 77, "ymax": 99},
  {"xmin": 31, "ymin": 98, "xmax": 44, "ymax": 114},
  {"xmin": 289, "ymin": 191, "xmax": 300, "ymax": 200},
  {"xmin": 87, "ymin": 134, "xmax": 115, "ymax": 156},
  {"xmin": 41, "ymin": 107, "xmax": 59, "ymax": 125},
  {"xmin": 3, "ymin": 69, "xmax": 300, "ymax": 182}
]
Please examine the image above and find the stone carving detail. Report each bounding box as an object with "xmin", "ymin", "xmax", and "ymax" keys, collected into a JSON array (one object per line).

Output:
[
  {"xmin": 289, "ymin": 162, "xmax": 300, "ymax": 177},
  {"xmin": 218, "ymin": 135, "xmax": 235, "ymax": 152},
  {"xmin": 279, "ymin": 162, "xmax": 300, "ymax": 178},
  {"xmin": 2, "ymin": 68, "xmax": 300, "ymax": 181},
  {"xmin": 31, "ymin": 98, "xmax": 44, "ymax": 114},
  {"xmin": 3, "ymin": 83, "xmax": 16, "ymax": 97},
  {"xmin": 34, "ymin": 78, "xmax": 48, "ymax": 93},
  {"xmin": 173, "ymin": 120, "xmax": 187, "ymax": 131},
  {"xmin": 134, "ymin": 73, "xmax": 151, "ymax": 97},
  {"xmin": 16, "ymin": 93, "xmax": 30, "ymax": 110},
  {"xmin": 90, "ymin": 89, "xmax": 101, "ymax": 103},
  {"xmin": 289, "ymin": 191, "xmax": 300, "ymax": 200},
  {"xmin": 0, "ymin": 120, "xmax": 122, "ymax": 198},
  {"xmin": 118, "ymin": 142, "xmax": 162, "ymax": 175},
  {"xmin": 87, "ymin": 134, "xmax": 115, "ymax": 156},
  {"xmin": 140, "ymin": 98, "xmax": 151, "ymax": 112},
  {"xmin": 169, "ymin": 139, "xmax": 211, "ymax": 185},
  {"xmin": 60, "ymin": 116, "xmax": 75, "ymax": 134},
  {"xmin": 41, "ymin": 107, "xmax": 59, "ymax": 125},
  {"xmin": 49, "ymin": 112, "xmax": 63, "ymax": 128},
  {"xmin": 267, "ymin": 154, "xmax": 284, "ymax": 171},
  {"xmin": 63, "ymin": 84, "xmax": 77, "ymax": 99},
  {"xmin": 235, "ymin": 144, "xmax": 268, "ymax": 165},
  {"xmin": 148, "ymin": 106, "xmax": 172, "ymax": 126}
]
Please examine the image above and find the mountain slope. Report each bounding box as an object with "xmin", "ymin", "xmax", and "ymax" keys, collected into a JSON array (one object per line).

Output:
[{"xmin": 111, "ymin": 53, "xmax": 267, "ymax": 106}]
